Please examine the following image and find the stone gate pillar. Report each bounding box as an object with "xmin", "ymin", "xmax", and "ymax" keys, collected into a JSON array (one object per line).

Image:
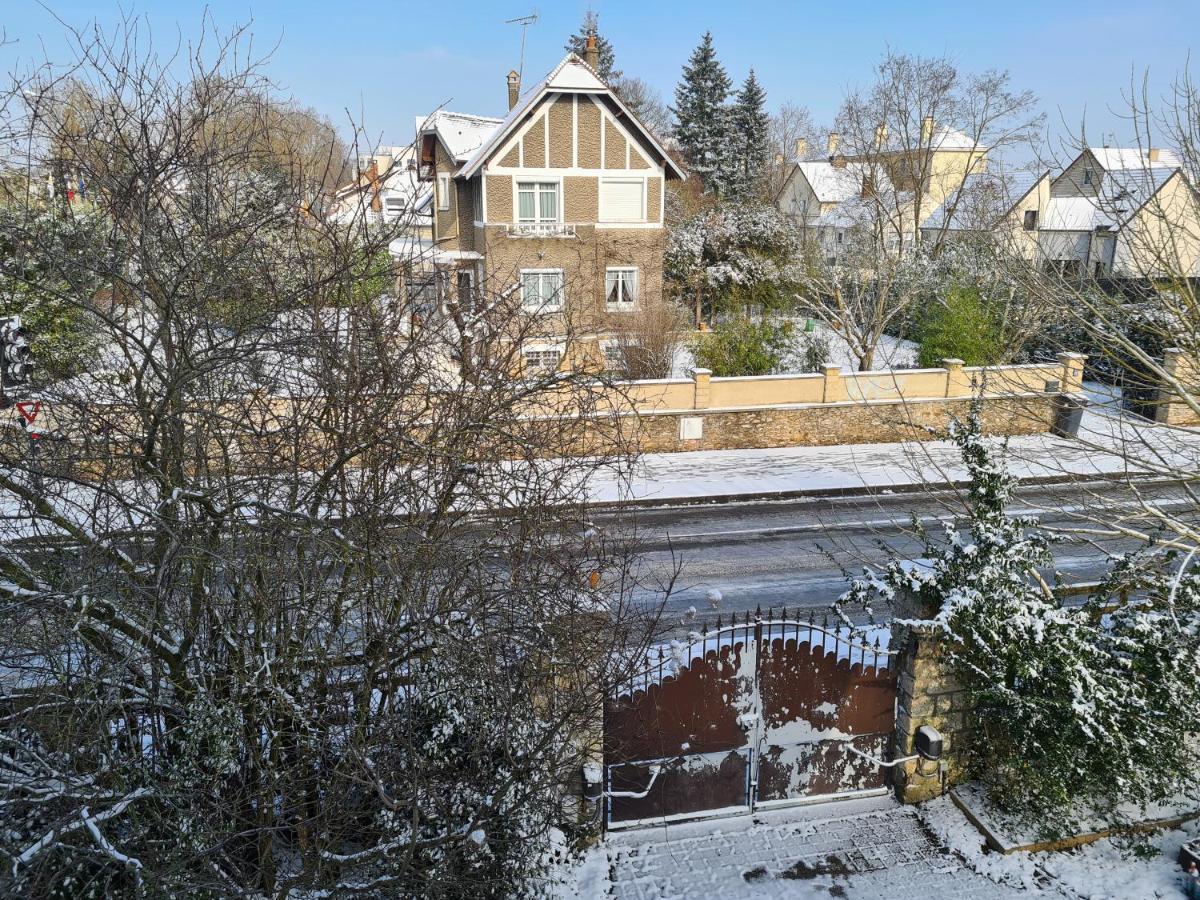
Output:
[{"xmin": 892, "ymin": 623, "xmax": 970, "ymax": 804}]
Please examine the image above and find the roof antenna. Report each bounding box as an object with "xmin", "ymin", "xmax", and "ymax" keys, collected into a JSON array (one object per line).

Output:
[{"xmin": 505, "ymin": 10, "xmax": 539, "ymax": 84}]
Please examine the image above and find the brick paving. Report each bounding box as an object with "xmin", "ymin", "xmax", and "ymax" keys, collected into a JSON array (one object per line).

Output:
[{"xmin": 606, "ymin": 796, "xmax": 1035, "ymax": 898}]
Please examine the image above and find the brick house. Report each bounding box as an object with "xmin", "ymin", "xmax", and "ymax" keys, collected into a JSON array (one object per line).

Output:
[{"xmin": 398, "ymin": 39, "xmax": 685, "ymax": 372}]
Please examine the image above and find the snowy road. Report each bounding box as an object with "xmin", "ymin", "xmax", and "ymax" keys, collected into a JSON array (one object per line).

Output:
[{"xmin": 607, "ymin": 478, "xmax": 1193, "ymax": 636}]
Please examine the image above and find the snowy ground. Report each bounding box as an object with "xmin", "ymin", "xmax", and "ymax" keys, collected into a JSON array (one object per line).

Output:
[
  {"xmin": 670, "ymin": 323, "xmax": 917, "ymax": 378},
  {"xmin": 589, "ymin": 384, "xmax": 1197, "ymax": 506},
  {"xmin": 549, "ymin": 793, "xmax": 1200, "ymax": 898}
]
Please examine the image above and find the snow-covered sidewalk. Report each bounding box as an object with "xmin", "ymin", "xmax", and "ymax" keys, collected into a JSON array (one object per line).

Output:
[
  {"xmin": 555, "ymin": 793, "xmax": 1200, "ymax": 898},
  {"xmin": 589, "ymin": 390, "xmax": 1200, "ymax": 506}
]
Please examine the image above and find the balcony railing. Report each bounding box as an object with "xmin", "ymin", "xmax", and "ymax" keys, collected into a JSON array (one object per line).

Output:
[{"xmin": 505, "ymin": 222, "xmax": 577, "ymax": 238}]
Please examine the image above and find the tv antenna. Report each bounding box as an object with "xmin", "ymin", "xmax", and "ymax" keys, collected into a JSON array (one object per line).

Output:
[{"xmin": 505, "ymin": 10, "xmax": 539, "ymax": 83}]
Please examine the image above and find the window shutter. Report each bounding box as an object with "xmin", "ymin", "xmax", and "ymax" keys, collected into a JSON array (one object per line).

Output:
[{"xmin": 601, "ymin": 180, "xmax": 644, "ymax": 222}]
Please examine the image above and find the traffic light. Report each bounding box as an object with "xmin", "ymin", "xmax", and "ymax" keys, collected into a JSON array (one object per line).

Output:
[{"xmin": 0, "ymin": 316, "xmax": 33, "ymax": 389}]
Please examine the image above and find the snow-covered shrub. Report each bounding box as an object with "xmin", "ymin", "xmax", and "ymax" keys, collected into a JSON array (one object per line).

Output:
[
  {"xmin": 691, "ymin": 317, "xmax": 795, "ymax": 376},
  {"xmin": 666, "ymin": 203, "xmax": 801, "ymax": 322},
  {"xmin": 840, "ymin": 412, "xmax": 1200, "ymax": 835}
]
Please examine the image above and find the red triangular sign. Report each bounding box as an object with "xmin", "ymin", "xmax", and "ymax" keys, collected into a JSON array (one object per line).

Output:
[{"xmin": 16, "ymin": 401, "xmax": 40, "ymax": 426}]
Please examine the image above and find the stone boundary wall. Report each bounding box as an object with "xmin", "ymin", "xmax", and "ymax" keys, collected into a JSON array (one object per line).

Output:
[
  {"xmin": 624, "ymin": 392, "xmax": 1059, "ymax": 454},
  {"xmin": 576, "ymin": 352, "xmax": 1086, "ymax": 454},
  {"xmin": 614, "ymin": 353, "xmax": 1086, "ymax": 416}
]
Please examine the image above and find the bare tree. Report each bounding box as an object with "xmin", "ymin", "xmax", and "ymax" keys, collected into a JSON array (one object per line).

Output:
[
  {"xmin": 609, "ymin": 298, "xmax": 689, "ymax": 380},
  {"xmin": 836, "ymin": 51, "xmax": 1042, "ymax": 255},
  {"xmin": 0, "ymin": 16, "xmax": 665, "ymax": 898},
  {"xmin": 614, "ymin": 76, "xmax": 672, "ymax": 140},
  {"xmin": 766, "ymin": 101, "xmax": 821, "ymax": 200}
]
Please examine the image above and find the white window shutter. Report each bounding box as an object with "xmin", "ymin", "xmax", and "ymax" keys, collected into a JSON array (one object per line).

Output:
[{"xmin": 601, "ymin": 180, "xmax": 644, "ymax": 222}]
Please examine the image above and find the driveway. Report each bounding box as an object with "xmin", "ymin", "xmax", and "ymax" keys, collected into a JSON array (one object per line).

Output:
[{"xmin": 605, "ymin": 796, "xmax": 1034, "ymax": 899}]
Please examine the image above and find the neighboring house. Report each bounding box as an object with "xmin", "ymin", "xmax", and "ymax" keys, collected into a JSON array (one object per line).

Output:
[
  {"xmin": 1037, "ymin": 147, "xmax": 1200, "ymax": 279},
  {"xmin": 775, "ymin": 120, "xmax": 987, "ymax": 260},
  {"xmin": 919, "ymin": 169, "xmax": 1052, "ymax": 259},
  {"xmin": 328, "ymin": 145, "xmax": 433, "ymax": 235},
  {"xmin": 396, "ymin": 40, "xmax": 685, "ymax": 372}
]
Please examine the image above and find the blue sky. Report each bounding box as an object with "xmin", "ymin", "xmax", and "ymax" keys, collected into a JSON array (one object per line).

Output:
[{"xmin": 3, "ymin": 1, "xmax": 1197, "ymax": 160}]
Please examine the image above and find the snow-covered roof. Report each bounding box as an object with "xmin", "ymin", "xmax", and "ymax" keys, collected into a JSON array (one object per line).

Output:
[
  {"xmin": 1041, "ymin": 166, "xmax": 1178, "ymax": 231},
  {"xmin": 794, "ymin": 161, "xmax": 864, "ymax": 203},
  {"xmin": 1089, "ymin": 147, "xmax": 1183, "ymax": 172},
  {"xmin": 921, "ymin": 124, "xmax": 980, "ymax": 152},
  {"xmin": 921, "ymin": 169, "xmax": 1046, "ymax": 232},
  {"xmin": 416, "ymin": 110, "xmax": 504, "ymax": 163},
  {"xmin": 455, "ymin": 53, "xmax": 686, "ymax": 180}
]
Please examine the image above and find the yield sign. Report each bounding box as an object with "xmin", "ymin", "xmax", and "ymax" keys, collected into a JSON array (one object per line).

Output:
[{"xmin": 16, "ymin": 400, "xmax": 41, "ymax": 438}]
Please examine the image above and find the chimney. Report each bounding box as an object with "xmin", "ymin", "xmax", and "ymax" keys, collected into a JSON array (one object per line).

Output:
[
  {"xmin": 585, "ymin": 34, "xmax": 600, "ymax": 72},
  {"xmin": 1148, "ymin": 147, "xmax": 1161, "ymax": 163},
  {"xmin": 507, "ymin": 70, "xmax": 521, "ymax": 111},
  {"xmin": 774, "ymin": 152, "xmax": 785, "ymax": 166},
  {"xmin": 874, "ymin": 123, "xmax": 888, "ymax": 150},
  {"xmin": 827, "ymin": 132, "xmax": 839, "ymax": 156},
  {"xmin": 921, "ymin": 116, "xmax": 934, "ymax": 144},
  {"xmin": 795, "ymin": 138, "xmax": 807, "ymax": 159}
]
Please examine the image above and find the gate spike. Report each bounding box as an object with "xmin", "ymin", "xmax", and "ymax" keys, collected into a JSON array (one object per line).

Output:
[
  {"xmin": 755, "ymin": 604, "xmax": 762, "ymax": 622},
  {"xmin": 716, "ymin": 614, "xmax": 722, "ymax": 629}
]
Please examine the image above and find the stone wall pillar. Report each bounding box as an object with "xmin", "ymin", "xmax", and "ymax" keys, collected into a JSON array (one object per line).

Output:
[
  {"xmin": 822, "ymin": 364, "xmax": 845, "ymax": 403},
  {"xmin": 1056, "ymin": 351, "xmax": 1087, "ymax": 395},
  {"xmin": 1157, "ymin": 348, "xmax": 1200, "ymax": 426},
  {"xmin": 691, "ymin": 368, "xmax": 712, "ymax": 410},
  {"xmin": 893, "ymin": 624, "xmax": 970, "ymax": 804},
  {"xmin": 941, "ymin": 358, "xmax": 969, "ymax": 398}
]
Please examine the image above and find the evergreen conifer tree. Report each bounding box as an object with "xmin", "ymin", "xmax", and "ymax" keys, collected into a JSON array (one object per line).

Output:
[
  {"xmin": 564, "ymin": 11, "xmax": 621, "ymax": 83},
  {"xmin": 730, "ymin": 69, "xmax": 770, "ymax": 199},
  {"xmin": 672, "ymin": 31, "xmax": 733, "ymax": 195}
]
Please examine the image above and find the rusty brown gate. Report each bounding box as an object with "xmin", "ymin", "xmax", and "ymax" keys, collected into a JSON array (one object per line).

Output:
[{"xmin": 603, "ymin": 610, "xmax": 897, "ymax": 827}]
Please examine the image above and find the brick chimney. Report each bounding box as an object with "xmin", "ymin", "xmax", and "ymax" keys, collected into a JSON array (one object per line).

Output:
[
  {"xmin": 921, "ymin": 116, "xmax": 934, "ymax": 144},
  {"xmin": 585, "ymin": 34, "xmax": 600, "ymax": 72},
  {"xmin": 507, "ymin": 70, "xmax": 521, "ymax": 110},
  {"xmin": 795, "ymin": 138, "xmax": 807, "ymax": 159},
  {"xmin": 827, "ymin": 132, "xmax": 839, "ymax": 156}
]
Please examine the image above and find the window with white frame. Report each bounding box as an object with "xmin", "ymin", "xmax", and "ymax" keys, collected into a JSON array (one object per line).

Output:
[
  {"xmin": 600, "ymin": 179, "xmax": 645, "ymax": 222},
  {"xmin": 605, "ymin": 267, "xmax": 638, "ymax": 310},
  {"xmin": 437, "ymin": 174, "xmax": 451, "ymax": 211},
  {"xmin": 520, "ymin": 269, "xmax": 564, "ymax": 312},
  {"xmin": 523, "ymin": 346, "xmax": 562, "ymax": 373},
  {"xmin": 516, "ymin": 181, "xmax": 559, "ymax": 223}
]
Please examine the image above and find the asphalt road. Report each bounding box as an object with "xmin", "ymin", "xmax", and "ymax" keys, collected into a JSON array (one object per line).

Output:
[{"xmin": 600, "ymin": 478, "xmax": 1195, "ymax": 637}]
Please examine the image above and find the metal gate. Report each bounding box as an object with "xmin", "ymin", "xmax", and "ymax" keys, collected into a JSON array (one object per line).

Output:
[{"xmin": 603, "ymin": 610, "xmax": 897, "ymax": 827}]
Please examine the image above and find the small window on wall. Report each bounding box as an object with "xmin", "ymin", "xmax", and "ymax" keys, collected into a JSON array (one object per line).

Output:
[
  {"xmin": 520, "ymin": 269, "xmax": 564, "ymax": 312},
  {"xmin": 1082, "ymin": 168, "xmax": 1095, "ymax": 186},
  {"xmin": 438, "ymin": 174, "xmax": 451, "ymax": 211},
  {"xmin": 1023, "ymin": 209, "xmax": 1038, "ymax": 231},
  {"xmin": 600, "ymin": 179, "xmax": 645, "ymax": 222},
  {"xmin": 523, "ymin": 347, "xmax": 562, "ymax": 373},
  {"xmin": 605, "ymin": 267, "xmax": 638, "ymax": 310}
]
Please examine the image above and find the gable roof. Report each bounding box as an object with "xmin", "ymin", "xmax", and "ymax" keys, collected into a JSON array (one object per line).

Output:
[
  {"xmin": 1041, "ymin": 166, "xmax": 1179, "ymax": 231},
  {"xmin": 1089, "ymin": 147, "xmax": 1183, "ymax": 172},
  {"xmin": 921, "ymin": 169, "xmax": 1047, "ymax": 231},
  {"xmin": 455, "ymin": 52, "xmax": 686, "ymax": 180},
  {"xmin": 792, "ymin": 160, "xmax": 865, "ymax": 203},
  {"xmin": 416, "ymin": 110, "xmax": 504, "ymax": 164}
]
